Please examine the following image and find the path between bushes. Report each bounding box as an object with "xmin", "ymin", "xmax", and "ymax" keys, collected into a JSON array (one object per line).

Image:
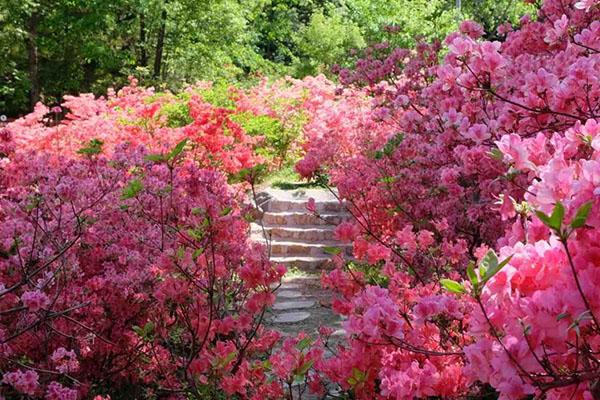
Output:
[{"xmin": 251, "ymin": 188, "xmax": 350, "ymax": 377}]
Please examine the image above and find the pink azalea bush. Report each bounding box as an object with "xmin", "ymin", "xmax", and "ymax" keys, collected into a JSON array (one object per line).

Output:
[
  {"xmin": 297, "ymin": 0, "xmax": 600, "ymax": 398},
  {"xmin": 2, "ymin": 0, "xmax": 600, "ymax": 397},
  {"xmin": 0, "ymin": 81, "xmax": 290, "ymax": 398}
]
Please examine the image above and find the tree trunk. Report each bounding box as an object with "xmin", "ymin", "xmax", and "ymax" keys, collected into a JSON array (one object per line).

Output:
[
  {"xmin": 26, "ymin": 12, "xmax": 40, "ymax": 110},
  {"xmin": 153, "ymin": 3, "xmax": 167, "ymax": 78},
  {"xmin": 139, "ymin": 13, "xmax": 148, "ymax": 67}
]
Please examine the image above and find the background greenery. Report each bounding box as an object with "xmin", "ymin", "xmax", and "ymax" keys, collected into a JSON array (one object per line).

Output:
[{"xmin": 0, "ymin": 0, "xmax": 536, "ymax": 116}]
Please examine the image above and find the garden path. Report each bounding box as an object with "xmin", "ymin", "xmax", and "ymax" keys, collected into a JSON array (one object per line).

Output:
[{"xmin": 250, "ymin": 187, "xmax": 350, "ymax": 337}]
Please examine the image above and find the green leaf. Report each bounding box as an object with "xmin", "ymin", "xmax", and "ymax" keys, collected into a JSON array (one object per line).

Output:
[
  {"xmin": 556, "ymin": 312, "xmax": 570, "ymax": 321},
  {"xmin": 535, "ymin": 210, "xmax": 552, "ymax": 226},
  {"xmin": 379, "ymin": 176, "xmax": 396, "ymax": 184},
  {"xmin": 220, "ymin": 206, "xmax": 232, "ymax": 216},
  {"xmin": 77, "ymin": 138, "xmax": 104, "ymax": 156},
  {"xmin": 466, "ymin": 261, "xmax": 478, "ymax": 287},
  {"xmin": 479, "ymin": 250, "xmax": 498, "ymax": 279},
  {"xmin": 144, "ymin": 153, "xmax": 166, "ymax": 162},
  {"xmin": 191, "ymin": 207, "xmax": 204, "ymax": 216},
  {"xmin": 143, "ymin": 321, "xmax": 155, "ymax": 336},
  {"xmin": 186, "ymin": 228, "xmax": 204, "ymax": 241},
  {"xmin": 133, "ymin": 321, "xmax": 154, "ymax": 340},
  {"xmin": 295, "ymin": 359, "xmax": 314, "ymax": 377},
  {"xmin": 323, "ymin": 246, "xmax": 342, "ymax": 255},
  {"xmin": 352, "ymin": 367, "xmax": 365, "ymax": 382},
  {"xmin": 537, "ymin": 202, "xmax": 565, "ymax": 231},
  {"xmin": 121, "ymin": 179, "xmax": 143, "ymax": 200},
  {"xmin": 440, "ymin": 279, "xmax": 466, "ymax": 294},
  {"xmin": 488, "ymin": 147, "xmax": 503, "ymax": 160},
  {"xmin": 571, "ymin": 201, "xmax": 593, "ymax": 229},
  {"xmin": 216, "ymin": 351, "xmax": 237, "ymax": 369},
  {"xmin": 192, "ymin": 248, "xmax": 204, "ymax": 259},
  {"xmin": 549, "ymin": 201, "xmax": 565, "ymax": 231},
  {"xmin": 295, "ymin": 337, "xmax": 313, "ymax": 351},
  {"xmin": 481, "ymin": 253, "xmax": 513, "ymax": 284},
  {"xmin": 347, "ymin": 368, "xmax": 365, "ymax": 386},
  {"xmin": 168, "ymin": 139, "xmax": 188, "ymax": 160}
]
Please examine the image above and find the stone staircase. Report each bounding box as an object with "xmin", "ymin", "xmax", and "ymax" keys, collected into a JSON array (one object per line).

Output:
[
  {"xmin": 250, "ymin": 188, "xmax": 350, "ymax": 398},
  {"xmin": 251, "ymin": 188, "xmax": 352, "ymax": 272}
]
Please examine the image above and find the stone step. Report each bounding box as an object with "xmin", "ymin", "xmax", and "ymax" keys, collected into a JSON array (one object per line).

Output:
[
  {"xmin": 271, "ymin": 256, "xmax": 336, "ymax": 271},
  {"xmin": 266, "ymin": 199, "xmax": 346, "ymax": 213},
  {"xmin": 277, "ymin": 289, "xmax": 304, "ymax": 299},
  {"xmin": 255, "ymin": 239, "xmax": 352, "ymax": 257},
  {"xmin": 251, "ymin": 224, "xmax": 337, "ymax": 241},
  {"xmin": 273, "ymin": 300, "xmax": 315, "ymax": 311},
  {"xmin": 262, "ymin": 211, "xmax": 349, "ymax": 226},
  {"xmin": 273, "ymin": 311, "xmax": 311, "ymax": 324}
]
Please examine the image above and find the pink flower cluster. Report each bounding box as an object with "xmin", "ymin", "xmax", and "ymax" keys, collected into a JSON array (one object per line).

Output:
[
  {"xmin": 0, "ymin": 80, "xmax": 289, "ymax": 398},
  {"xmin": 296, "ymin": 0, "xmax": 600, "ymax": 398},
  {"xmin": 2, "ymin": 370, "xmax": 39, "ymax": 396}
]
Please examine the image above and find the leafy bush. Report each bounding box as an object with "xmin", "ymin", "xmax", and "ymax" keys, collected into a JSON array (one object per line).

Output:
[
  {"xmin": 0, "ymin": 81, "xmax": 287, "ymax": 398},
  {"xmin": 297, "ymin": 1, "xmax": 600, "ymax": 398}
]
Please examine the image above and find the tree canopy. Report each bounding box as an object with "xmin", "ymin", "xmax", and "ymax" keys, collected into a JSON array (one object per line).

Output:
[{"xmin": 0, "ymin": 0, "xmax": 536, "ymax": 116}]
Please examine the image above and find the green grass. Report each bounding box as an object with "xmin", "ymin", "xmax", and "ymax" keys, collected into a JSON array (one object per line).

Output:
[{"xmin": 262, "ymin": 165, "xmax": 322, "ymax": 190}]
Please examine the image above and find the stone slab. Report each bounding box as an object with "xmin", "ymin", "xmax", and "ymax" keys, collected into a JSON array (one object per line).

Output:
[
  {"xmin": 279, "ymin": 282, "xmax": 302, "ymax": 290},
  {"xmin": 274, "ymin": 311, "xmax": 311, "ymax": 323},
  {"xmin": 277, "ymin": 290, "xmax": 303, "ymax": 298},
  {"xmin": 273, "ymin": 300, "xmax": 315, "ymax": 311}
]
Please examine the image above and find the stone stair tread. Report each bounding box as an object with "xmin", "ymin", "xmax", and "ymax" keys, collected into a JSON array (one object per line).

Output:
[
  {"xmin": 262, "ymin": 212, "xmax": 350, "ymax": 227},
  {"xmin": 251, "ymin": 223, "xmax": 337, "ymax": 231},
  {"xmin": 263, "ymin": 211, "xmax": 349, "ymax": 216},
  {"xmin": 273, "ymin": 300, "xmax": 316, "ymax": 310},
  {"xmin": 251, "ymin": 238, "xmax": 352, "ymax": 247},
  {"xmin": 277, "ymin": 290, "xmax": 304, "ymax": 298},
  {"xmin": 271, "ymin": 256, "xmax": 335, "ymax": 262},
  {"xmin": 273, "ymin": 311, "xmax": 311, "ymax": 324},
  {"xmin": 267, "ymin": 199, "xmax": 344, "ymax": 205},
  {"xmin": 260, "ymin": 188, "xmax": 340, "ymax": 201}
]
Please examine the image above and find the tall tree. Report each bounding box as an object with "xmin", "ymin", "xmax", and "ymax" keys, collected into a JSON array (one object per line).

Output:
[
  {"xmin": 25, "ymin": 10, "xmax": 40, "ymax": 108},
  {"xmin": 153, "ymin": 1, "xmax": 167, "ymax": 78}
]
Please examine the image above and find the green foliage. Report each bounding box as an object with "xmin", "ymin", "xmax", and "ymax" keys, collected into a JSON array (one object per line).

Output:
[
  {"xmin": 374, "ymin": 133, "xmax": 405, "ymax": 159},
  {"xmin": 294, "ymin": 9, "xmax": 365, "ymax": 75},
  {"xmin": 121, "ymin": 178, "xmax": 144, "ymax": 200},
  {"xmin": 77, "ymin": 138, "xmax": 104, "ymax": 156},
  {"xmin": 440, "ymin": 278, "xmax": 466, "ymax": 294},
  {"xmin": 348, "ymin": 260, "xmax": 390, "ymax": 287},
  {"xmin": 1, "ymin": 0, "xmax": 538, "ymax": 116},
  {"xmin": 197, "ymin": 81, "xmax": 237, "ymax": 109},
  {"xmin": 233, "ymin": 112, "xmax": 299, "ymax": 166},
  {"xmin": 536, "ymin": 201, "xmax": 593, "ymax": 240},
  {"xmin": 442, "ymin": 249, "xmax": 513, "ymax": 297},
  {"xmin": 158, "ymin": 101, "xmax": 192, "ymax": 127},
  {"xmin": 571, "ymin": 201, "xmax": 593, "ymax": 229}
]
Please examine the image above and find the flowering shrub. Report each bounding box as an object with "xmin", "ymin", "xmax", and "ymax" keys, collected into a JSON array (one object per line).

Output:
[
  {"xmin": 233, "ymin": 76, "xmax": 338, "ymax": 170},
  {"xmin": 2, "ymin": 0, "xmax": 600, "ymax": 397},
  {"xmin": 6, "ymin": 78, "xmax": 263, "ymax": 176},
  {"xmin": 297, "ymin": 0, "xmax": 600, "ymax": 398},
  {"xmin": 0, "ymin": 81, "xmax": 288, "ymax": 398}
]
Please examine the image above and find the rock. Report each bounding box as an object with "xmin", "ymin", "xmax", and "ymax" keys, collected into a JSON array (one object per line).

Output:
[
  {"xmin": 274, "ymin": 311, "xmax": 311, "ymax": 324},
  {"xmin": 279, "ymin": 282, "xmax": 302, "ymax": 290},
  {"xmin": 273, "ymin": 300, "xmax": 315, "ymax": 311},
  {"xmin": 332, "ymin": 329, "xmax": 346, "ymax": 337},
  {"xmin": 277, "ymin": 290, "xmax": 303, "ymax": 299}
]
